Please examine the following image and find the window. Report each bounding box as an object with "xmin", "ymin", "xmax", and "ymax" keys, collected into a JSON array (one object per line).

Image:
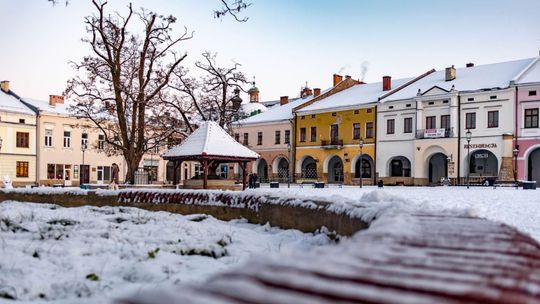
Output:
[
  {"xmin": 275, "ymin": 130, "xmax": 281, "ymax": 144},
  {"xmin": 243, "ymin": 133, "xmax": 249, "ymax": 145},
  {"xmin": 428, "ymin": 101, "xmax": 435, "ymax": 105},
  {"xmin": 47, "ymin": 164, "xmax": 66, "ymax": 180},
  {"xmin": 300, "ymin": 128, "xmax": 306, "ymax": 142},
  {"xmin": 466, "ymin": 112, "xmax": 476, "ymax": 129},
  {"xmin": 257, "ymin": 132, "xmax": 263, "ymax": 145},
  {"xmin": 490, "ymin": 95, "xmax": 497, "ymax": 100},
  {"xmin": 97, "ymin": 166, "xmax": 112, "ymax": 181},
  {"xmin": 331, "ymin": 112, "xmax": 337, "ymax": 117},
  {"xmin": 441, "ymin": 115, "xmax": 450, "ymax": 129},
  {"xmin": 63, "ymin": 131, "xmax": 71, "ymax": 148},
  {"xmin": 301, "ymin": 116, "xmax": 305, "ymax": 120},
  {"xmin": 406, "ymin": 104, "xmax": 411, "ymax": 108},
  {"xmin": 443, "ymin": 100, "xmax": 449, "ymax": 104},
  {"xmin": 525, "ymin": 108, "xmax": 539, "ymax": 128},
  {"xmin": 47, "ymin": 164, "xmax": 56, "ymax": 179},
  {"xmin": 353, "ymin": 123, "xmax": 361, "ymax": 139},
  {"xmin": 194, "ymin": 164, "xmax": 203, "ymax": 177},
  {"xmin": 310, "ymin": 127, "xmax": 317, "ymax": 142},
  {"xmin": 113, "ymin": 135, "xmax": 120, "ymax": 150},
  {"xmin": 284, "ymin": 130, "xmax": 290, "ymax": 144},
  {"xmin": 16, "ymin": 132, "xmax": 29, "ymax": 148},
  {"xmin": 404, "ymin": 117, "xmax": 412, "ymax": 133},
  {"xmin": 487, "ymin": 111, "xmax": 499, "ymax": 128},
  {"xmin": 354, "ymin": 110, "xmax": 359, "ymax": 114},
  {"xmin": 389, "ymin": 106, "xmax": 394, "ymax": 109},
  {"xmin": 330, "ymin": 124, "xmax": 339, "ymax": 144},
  {"xmin": 81, "ymin": 133, "xmax": 88, "ymax": 148},
  {"xmin": 311, "ymin": 114, "xmax": 315, "ymax": 118},
  {"xmin": 16, "ymin": 161, "xmax": 29, "ymax": 177},
  {"xmin": 366, "ymin": 109, "xmax": 372, "ymax": 113},
  {"xmin": 529, "ymin": 90, "xmax": 537, "ymax": 96},
  {"xmin": 467, "ymin": 97, "xmax": 474, "ymax": 101},
  {"xmin": 426, "ymin": 116, "xmax": 436, "ymax": 129},
  {"xmin": 98, "ymin": 134, "xmax": 105, "ymax": 149},
  {"xmin": 387, "ymin": 119, "xmax": 395, "ymax": 134},
  {"xmin": 45, "ymin": 129, "xmax": 53, "ymax": 147},
  {"xmin": 19, "ymin": 119, "xmax": 25, "ymax": 124},
  {"xmin": 365, "ymin": 122, "xmax": 374, "ymax": 138},
  {"xmin": 234, "ymin": 133, "xmax": 240, "ymax": 142}
]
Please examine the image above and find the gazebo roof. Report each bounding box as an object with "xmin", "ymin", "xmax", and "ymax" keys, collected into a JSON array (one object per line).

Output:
[{"xmin": 163, "ymin": 121, "xmax": 260, "ymax": 161}]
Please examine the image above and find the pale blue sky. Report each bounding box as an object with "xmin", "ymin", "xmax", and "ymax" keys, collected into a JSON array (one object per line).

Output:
[{"xmin": 1, "ymin": 0, "xmax": 539, "ymax": 101}]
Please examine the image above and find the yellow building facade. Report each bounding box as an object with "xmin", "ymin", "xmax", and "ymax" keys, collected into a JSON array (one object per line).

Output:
[{"xmin": 294, "ymin": 105, "xmax": 376, "ymax": 185}]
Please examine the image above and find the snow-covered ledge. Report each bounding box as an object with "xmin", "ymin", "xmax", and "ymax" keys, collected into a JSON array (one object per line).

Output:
[{"xmin": 0, "ymin": 188, "xmax": 371, "ymax": 236}]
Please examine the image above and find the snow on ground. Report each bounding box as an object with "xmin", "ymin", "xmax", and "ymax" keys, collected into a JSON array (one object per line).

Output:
[
  {"xmin": 249, "ymin": 185, "xmax": 540, "ymax": 242},
  {"xmin": 0, "ymin": 201, "xmax": 331, "ymax": 303}
]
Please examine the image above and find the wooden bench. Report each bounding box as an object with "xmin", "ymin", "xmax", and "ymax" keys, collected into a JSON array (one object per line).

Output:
[{"xmin": 121, "ymin": 211, "xmax": 540, "ymax": 304}]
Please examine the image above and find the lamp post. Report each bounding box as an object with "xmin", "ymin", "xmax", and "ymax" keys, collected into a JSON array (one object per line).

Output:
[
  {"xmin": 359, "ymin": 137, "xmax": 364, "ymax": 188},
  {"xmin": 465, "ymin": 129, "xmax": 472, "ymax": 189},
  {"xmin": 513, "ymin": 146, "xmax": 519, "ymax": 189},
  {"xmin": 81, "ymin": 142, "xmax": 87, "ymax": 185},
  {"xmin": 287, "ymin": 142, "xmax": 291, "ymax": 188}
]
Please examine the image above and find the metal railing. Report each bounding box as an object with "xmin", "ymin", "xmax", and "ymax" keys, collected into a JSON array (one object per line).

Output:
[{"xmin": 321, "ymin": 139, "xmax": 343, "ymax": 147}]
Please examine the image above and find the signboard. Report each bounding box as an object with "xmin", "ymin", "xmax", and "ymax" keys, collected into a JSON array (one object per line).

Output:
[
  {"xmin": 448, "ymin": 162, "xmax": 455, "ymax": 175},
  {"xmin": 424, "ymin": 128, "xmax": 446, "ymax": 138},
  {"xmin": 474, "ymin": 153, "xmax": 489, "ymax": 159},
  {"xmin": 464, "ymin": 143, "xmax": 497, "ymax": 149}
]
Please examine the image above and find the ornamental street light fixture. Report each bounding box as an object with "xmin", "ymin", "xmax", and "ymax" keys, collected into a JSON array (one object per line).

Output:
[
  {"xmin": 359, "ymin": 137, "xmax": 364, "ymax": 189},
  {"xmin": 465, "ymin": 129, "xmax": 472, "ymax": 189},
  {"xmin": 287, "ymin": 142, "xmax": 292, "ymax": 188},
  {"xmin": 513, "ymin": 146, "xmax": 519, "ymax": 189},
  {"xmin": 81, "ymin": 142, "xmax": 87, "ymax": 166}
]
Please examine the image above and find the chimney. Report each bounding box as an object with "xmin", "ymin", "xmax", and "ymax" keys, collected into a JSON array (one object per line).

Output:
[
  {"xmin": 313, "ymin": 88, "xmax": 321, "ymax": 97},
  {"xmin": 445, "ymin": 65, "xmax": 456, "ymax": 81},
  {"xmin": 466, "ymin": 63, "xmax": 474, "ymax": 68},
  {"xmin": 382, "ymin": 76, "xmax": 391, "ymax": 91},
  {"xmin": 301, "ymin": 87, "xmax": 313, "ymax": 98},
  {"xmin": 0, "ymin": 80, "xmax": 9, "ymax": 93},
  {"xmin": 333, "ymin": 74, "xmax": 343, "ymax": 86},
  {"xmin": 345, "ymin": 75, "xmax": 351, "ymax": 80},
  {"xmin": 280, "ymin": 96, "xmax": 289, "ymax": 106},
  {"xmin": 49, "ymin": 95, "xmax": 65, "ymax": 106}
]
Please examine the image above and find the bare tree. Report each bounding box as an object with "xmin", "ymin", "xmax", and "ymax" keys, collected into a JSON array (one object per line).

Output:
[
  {"xmin": 214, "ymin": 0, "xmax": 252, "ymax": 22},
  {"xmin": 168, "ymin": 52, "xmax": 248, "ymax": 128},
  {"xmin": 65, "ymin": 0, "xmax": 192, "ymax": 183}
]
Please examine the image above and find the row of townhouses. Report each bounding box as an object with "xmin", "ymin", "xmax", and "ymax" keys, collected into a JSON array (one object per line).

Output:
[
  {"xmin": 232, "ymin": 56, "xmax": 540, "ymax": 186},
  {"xmin": 0, "ymin": 81, "xmax": 198, "ymax": 187}
]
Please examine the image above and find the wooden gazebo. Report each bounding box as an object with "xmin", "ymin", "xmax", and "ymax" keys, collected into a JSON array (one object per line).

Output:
[{"xmin": 162, "ymin": 121, "xmax": 259, "ymax": 190}]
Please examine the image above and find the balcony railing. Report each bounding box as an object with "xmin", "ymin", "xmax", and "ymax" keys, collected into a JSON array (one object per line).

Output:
[
  {"xmin": 321, "ymin": 139, "xmax": 343, "ymax": 149},
  {"xmin": 416, "ymin": 128, "xmax": 453, "ymax": 139}
]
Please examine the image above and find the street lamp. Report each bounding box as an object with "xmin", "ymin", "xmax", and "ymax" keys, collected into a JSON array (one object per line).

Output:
[
  {"xmin": 287, "ymin": 142, "xmax": 291, "ymax": 188},
  {"xmin": 465, "ymin": 129, "xmax": 472, "ymax": 189},
  {"xmin": 359, "ymin": 137, "xmax": 364, "ymax": 188},
  {"xmin": 513, "ymin": 146, "xmax": 519, "ymax": 189},
  {"xmin": 81, "ymin": 142, "xmax": 87, "ymax": 185}
]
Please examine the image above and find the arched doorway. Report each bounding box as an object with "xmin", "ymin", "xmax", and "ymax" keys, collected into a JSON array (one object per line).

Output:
[
  {"xmin": 328, "ymin": 156, "xmax": 344, "ymax": 183},
  {"xmin": 257, "ymin": 158, "xmax": 268, "ymax": 182},
  {"xmin": 276, "ymin": 158, "xmax": 289, "ymax": 181},
  {"xmin": 470, "ymin": 150, "xmax": 498, "ymax": 177},
  {"xmin": 528, "ymin": 148, "xmax": 540, "ymax": 184},
  {"xmin": 354, "ymin": 155, "xmax": 373, "ymax": 179},
  {"xmin": 301, "ymin": 156, "xmax": 317, "ymax": 179},
  {"xmin": 389, "ymin": 156, "xmax": 411, "ymax": 177},
  {"xmin": 428, "ymin": 153, "xmax": 448, "ymax": 184}
]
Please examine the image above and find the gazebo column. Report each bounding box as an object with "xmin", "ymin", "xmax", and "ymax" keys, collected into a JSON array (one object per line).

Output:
[{"xmin": 203, "ymin": 159, "xmax": 209, "ymax": 189}]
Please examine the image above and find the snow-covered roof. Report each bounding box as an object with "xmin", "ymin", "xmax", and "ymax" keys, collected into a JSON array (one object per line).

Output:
[
  {"xmin": 513, "ymin": 57, "xmax": 540, "ymax": 85},
  {"xmin": 381, "ymin": 58, "xmax": 535, "ymax": 102},
  {"xmin": 298, "ymin": 78, "xmax": 413, "ymax": 113},
  {"xmin": 233, "ymin": 96, "xmax": 313, "ymax": 125},
  {"xmin": 22, "ymin": 97, "xmax": 71, "ymax": 115},
  {"xmin": 0, "ymin": 91, "xmax": 35, "ymax": 115},
  {"xmin": 240, "ymin": 102, "xmax": 268, "ymax": 116},
  {"xmin": 163, "ymin": 121, "xmax": 260, "ymax": 159}
]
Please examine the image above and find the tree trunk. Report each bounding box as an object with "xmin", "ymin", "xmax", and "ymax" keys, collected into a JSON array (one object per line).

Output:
[{"xmin": 124, "ymin": 153, "xmax": 143, "ymax": 184}]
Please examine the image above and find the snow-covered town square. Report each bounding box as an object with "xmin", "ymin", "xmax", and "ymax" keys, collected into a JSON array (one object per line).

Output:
[{"xmin": 2, "ymin": 0, "xmax": 540, "ymax": 303}]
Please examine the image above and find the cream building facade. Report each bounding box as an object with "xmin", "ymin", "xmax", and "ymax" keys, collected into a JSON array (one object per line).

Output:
[{"xmin": 0, "ymin": 81, "xmax": 37, "ymax": 186}]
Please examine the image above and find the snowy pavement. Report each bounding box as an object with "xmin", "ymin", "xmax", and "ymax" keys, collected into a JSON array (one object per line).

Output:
[
  {"xmin": 0, "ymin": 201, "xmax": 331, "ymax": 303},
  {"xmin": 249, "ymin": 185, "xmax": 540, "ymax": 242}
]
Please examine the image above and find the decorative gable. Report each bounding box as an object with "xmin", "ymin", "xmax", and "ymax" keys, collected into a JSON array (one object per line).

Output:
[{"xmin": 421, "ymin": 86, "xmax": 450, "ymax": 97}]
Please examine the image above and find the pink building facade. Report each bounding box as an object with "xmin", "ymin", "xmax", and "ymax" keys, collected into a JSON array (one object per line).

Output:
[{"xmin": 514, "ymin": 57, "xmax": 540, "ymax": 184}]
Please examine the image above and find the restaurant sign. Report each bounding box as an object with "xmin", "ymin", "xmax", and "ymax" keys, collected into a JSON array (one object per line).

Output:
[{"xmin": 464, "ymin": 143, "xmax": 497, "ymax": 149}]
